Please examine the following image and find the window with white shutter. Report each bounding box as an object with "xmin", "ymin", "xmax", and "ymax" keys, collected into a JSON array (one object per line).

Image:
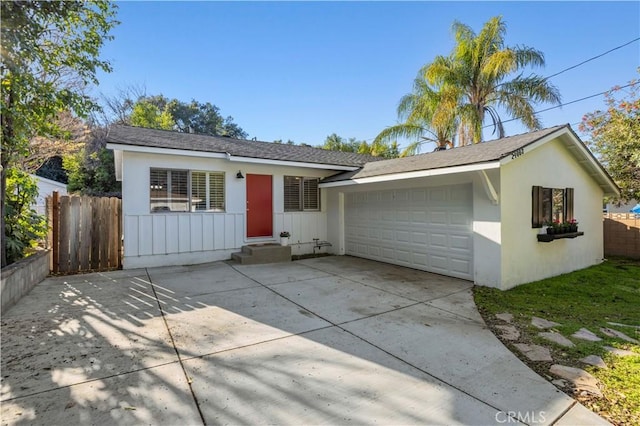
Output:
[
  {"xmin": 150, "ymin": 168, "xmax": 225, "ymax": 213},
  {"xmin": 284, "ymin": 176, "xmax": 320, "ymax": 212}
]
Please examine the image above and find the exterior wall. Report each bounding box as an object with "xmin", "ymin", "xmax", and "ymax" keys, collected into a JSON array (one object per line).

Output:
[
  {"xmin": 500, "ymin": 137, "xmax": 605, "ymax": 289},
  {"xmin": 325, "ymin": 172, "xmax": 503, "ymax": 285},
  {"xmin": 121, "ymin": 151, "xmax": 333, "ymax": 268},
  {"xmin": 32, "ymin": 175, "xmax": 67, "ymax": 215},
  {"xmin": 471, "ymin": 169, "xmax": 502, "ymax": 287},
  {"xmin": 1, "ymin": 250, "xmax": 50, "ymax": 314}
]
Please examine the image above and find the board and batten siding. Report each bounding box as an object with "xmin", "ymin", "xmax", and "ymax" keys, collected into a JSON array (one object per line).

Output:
[{"xmin": 121, "ymin": 150, "xmax": 334, "ymax": 269}]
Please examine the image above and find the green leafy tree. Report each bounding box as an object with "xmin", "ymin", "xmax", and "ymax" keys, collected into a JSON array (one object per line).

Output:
[
  {"xmin": 4, "ymin": 169, "xmax": 47, "ymax": 264},
  {"xmin": 1, "ymin": 0, "xmax": 118, "ymax": 266},
  {"xmin": 64, "ymin": 128, "xmax": 121, "ymax": 196},
  {"xmin": 130, "ymin": 100, "xmax": 175, "ymax": 130},
  {"xmin": 374, "ymin": 75, "xmax": 457, "ymax": 156},
  {"xmin": 320, "ymin": 134, "xmax": 399, "ymax": 159},
  {"xmin": 167, "ymin": 99, "xmax": 248, "ymax": 138},
  {"xmin": 580, "ymin": 78, "xmax": 640, "ymax": 202},
  {"xmin": 424, "ymin": 16, "xmax": 561, "ymax": 145}
]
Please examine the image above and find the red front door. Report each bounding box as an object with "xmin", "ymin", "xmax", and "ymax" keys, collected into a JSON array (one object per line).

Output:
[{"xmin": 246, "ymin": 174, "xmax": 273, "ymax": 238}]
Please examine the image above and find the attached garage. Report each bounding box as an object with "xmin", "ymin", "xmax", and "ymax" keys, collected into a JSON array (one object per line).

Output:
[{"xmin": 344, "ymin": 184, "xmax": 473, "ymax": 280}]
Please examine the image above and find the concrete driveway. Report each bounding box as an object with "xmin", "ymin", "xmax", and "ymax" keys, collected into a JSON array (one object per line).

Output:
[{"xmin": 1, "ymin": 256, "xmax": 607, "ymax": 425}]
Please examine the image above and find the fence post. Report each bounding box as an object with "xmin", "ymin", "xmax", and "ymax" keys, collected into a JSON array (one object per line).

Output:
[{"xmin": 51, "ymin": 191, "xmax": 59, "ymax": 273}]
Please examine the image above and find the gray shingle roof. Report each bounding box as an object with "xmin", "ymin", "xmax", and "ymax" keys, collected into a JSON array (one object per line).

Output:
[
  {"xmin": 106, "ymin": 125, "xmax": 382, "ymax": 168},
  {"xmin": 322, "ymin": 125, "xmax": 569, "ymax": 183}
]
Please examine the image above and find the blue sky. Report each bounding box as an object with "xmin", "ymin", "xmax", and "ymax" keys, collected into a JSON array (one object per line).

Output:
[{"xmin": 95, "ymin": 1, "xmax": 640, "ymax": 150}]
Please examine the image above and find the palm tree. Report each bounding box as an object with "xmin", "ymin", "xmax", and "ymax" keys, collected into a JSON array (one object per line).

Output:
[
  {"xmin": 425, "ymin": 16, "xmax": 561, "ymax": 145},
  {"xmin": 374, "ymin": 75, "xmax": 458, "ymax": 157}
]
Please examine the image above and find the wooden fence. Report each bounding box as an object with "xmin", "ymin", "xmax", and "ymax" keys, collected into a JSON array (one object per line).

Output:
[
  {"xmin": 47, "ymin": 192, "xmax": 122, "ymax": 273},
  {"xmin": 603, "ymin": 213, "xmax": 640, "ymax": 259}
]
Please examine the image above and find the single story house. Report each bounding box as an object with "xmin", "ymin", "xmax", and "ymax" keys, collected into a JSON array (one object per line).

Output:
[
  {"xmin": 107, "ymin": 124, "xmax": 619, "ymax": 290},
  {"xmin": 30, "ymin": 174, "xmax": 68, "ymax": 215}
]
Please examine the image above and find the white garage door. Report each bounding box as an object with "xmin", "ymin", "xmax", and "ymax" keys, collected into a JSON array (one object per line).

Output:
[{"xmin": 345, "ymin": 184, "xmax": 473, "ymax": 280}]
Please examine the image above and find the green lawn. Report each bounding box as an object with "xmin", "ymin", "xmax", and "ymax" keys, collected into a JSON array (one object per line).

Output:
[{"xmin": 473, "ymin": 258, "xmax": 640, "ymax": 426}]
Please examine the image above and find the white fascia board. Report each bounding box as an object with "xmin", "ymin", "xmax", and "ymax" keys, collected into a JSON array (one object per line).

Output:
[
  {"xmin": 105, "ymin": 143, "xmax": 359, "ymax": 172},
  {"xmin": 498, "ymin": 128, "xmax": 567, "ymax": 167},
  {"xmin": 319, "ymin": 162, "xmax": 500, "ymax": 188},
  {"xmin": 226, "ymin": 155, "xmax": 359, "ymax": 171},
  {"xmin": 106, "ymin": 143, "xmax": 229, "ymax": 159},
  {"xmin": 114, "ymin": 149, "xmax": 123, "ymax": 182},
  {"xmin": 498, "ymin": 127, "xmax": 620, "ymax": 197}
]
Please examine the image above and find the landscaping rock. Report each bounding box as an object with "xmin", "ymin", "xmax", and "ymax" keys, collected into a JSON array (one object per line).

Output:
[
  {"xmin": 549, "ymin": 364, "xmax": 602, "ymax": 397},
  {"xmin": 539, "ymin": 332, "xmax": 575, "ymax": 348},
  {"xmin": 495, "ymin": 325, "xmax": 520, "ymax": 341},
  {"xmin": 552, "ymin": 379, "xmax": 567, "ymax": 387},
  {"xmin": 600, "ymin": 327, "xmax": 639, "ymax": 344},
  {"xmin": 495, "ymin": 312, "xmax": 513, "ymax": 323},
  {"xmin": 571, "ymin": 328, "xmax": 602, "ymax": 342},
  {"xmin": 514, "ymin": 343, "xmax": 553, "ymax": 362},
  {"xmin": 580, "ymin": 355, "xmax": 608, "ymax": 369},
  {"xmin": 604, "ymin": 346, "xmax": 638, "ymax": 357},
  {"xmin": 607, "ymin": 321, "xmax": 640, "ymax": 330},
  {"xmin": 531, "ymin": 316, "xmax": 560, "ymax": 329}
]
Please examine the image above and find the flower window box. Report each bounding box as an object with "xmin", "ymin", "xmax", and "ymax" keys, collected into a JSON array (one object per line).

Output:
[{"xmin": 537, "ymin": 231, "xmax": 584, "ymax": 243}]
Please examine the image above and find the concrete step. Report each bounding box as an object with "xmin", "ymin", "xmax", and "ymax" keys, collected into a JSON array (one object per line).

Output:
[{"xmin": 232, "ymin": 244, "xmax": 292, "ymax": 265}]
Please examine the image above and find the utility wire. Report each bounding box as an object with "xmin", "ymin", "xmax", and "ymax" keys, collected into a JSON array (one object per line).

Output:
[
  {"xmin": 361, "ymin": 38, "xmax": 640, "ymax": 143},
  {"xmin": 542, "ymin": 37, "xmax": 639, "ymax": 81},
  {"xmin": 486, "ymin": 80, "xmax": 638, "ymax": 128}
]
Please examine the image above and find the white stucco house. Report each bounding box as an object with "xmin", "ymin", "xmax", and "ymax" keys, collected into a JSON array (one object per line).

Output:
[{"xmin": 107, "ymin": 124, "xmax": 619, "ymax": 290}]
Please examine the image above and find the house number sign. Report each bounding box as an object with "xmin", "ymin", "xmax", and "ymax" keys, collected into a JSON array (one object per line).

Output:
[{"xmin": 510, "ymin": 148, "xmax": 525, "ymax": 159}]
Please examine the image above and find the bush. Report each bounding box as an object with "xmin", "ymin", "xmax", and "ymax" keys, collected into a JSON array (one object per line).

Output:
[{"xmin": 4, "ymin": 169, "xmax": 47, "ymax": 264}]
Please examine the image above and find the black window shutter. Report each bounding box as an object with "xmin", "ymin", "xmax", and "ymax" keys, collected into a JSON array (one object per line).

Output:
[
  {"xmin": 565, "ymin": 188, "xmax": 574, "ymax": 221},
  {"xmin": 532, "ymin": 186, "xmax": 543, "ymax": 227}
]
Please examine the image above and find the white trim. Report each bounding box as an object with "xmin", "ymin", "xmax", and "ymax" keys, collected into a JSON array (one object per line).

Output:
[
  {"xmin": 106, "ymin": 143, "xmax": 229, "ymax": 159},
  {"xmin": 106, "ymin": 143, "xmax": 359, "ymax": 171},
  {"xmin": 477, "ymin": 170, "xmax": 499, "ymax": 205},
  {"xmin": 499, "ymin": 129, "xmax": 565, "ymax": 167},
  {"xmin": 499, "ymin": 126, "xmax": 619, "ymax": 197},
  {"xmin": 319, "ymin": 162, "xmax": 500, "ymax": 188},
  {"xmin": 226, "ymin": 155, "xmax": 358, "ymax": 171},
  {"xmin": 114, "ymin": 150, "xmax": 123, "ymax": 182}
]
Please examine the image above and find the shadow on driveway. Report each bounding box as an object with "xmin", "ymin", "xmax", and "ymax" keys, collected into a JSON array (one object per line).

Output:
[{"xmin": 1, "ymin": 256, "xmax": 604, "ymax": 425}]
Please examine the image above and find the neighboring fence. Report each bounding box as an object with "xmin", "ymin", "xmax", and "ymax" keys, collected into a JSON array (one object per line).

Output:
[
  {"xmin": 603, "ymin": 213, "xmax": 640, "ymax": 259},
  {"xmin": 47, "ymin": 192, "xmax": 122, "ymax": 273}
]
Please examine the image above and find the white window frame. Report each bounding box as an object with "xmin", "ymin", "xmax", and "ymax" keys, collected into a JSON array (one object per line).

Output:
[
  {"xmin": 284, "ymin": 176, "xmax": 320, "ymax": 212},
  {"xmin": 150, "ymin": 168, "xmax": 226, "ymax": 213}
]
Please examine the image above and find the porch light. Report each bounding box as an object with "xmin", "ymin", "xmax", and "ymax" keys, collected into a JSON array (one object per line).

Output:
[{"xmin": 236, "ymin": 170, "xmax": 244, "ymax": 179}]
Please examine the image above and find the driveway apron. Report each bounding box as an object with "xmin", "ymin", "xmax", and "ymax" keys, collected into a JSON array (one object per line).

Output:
[{"xmin": 1, "ymin": 256, "xmax": 608, "ymax": 425}]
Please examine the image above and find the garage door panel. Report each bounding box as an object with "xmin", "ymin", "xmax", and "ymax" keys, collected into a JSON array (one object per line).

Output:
[
  {"xmin": 345, "ymin": 184, "xmax": 473, "ymax": 281},
  {"xmin": 451, "ymin": 258, "xmax": 472, "ymax": 276},
  {"xmin": 429, "ymin": 188, "xmax": 448, "ymax": 202},
  {"xmin": 450, "ymin": 211, "xmax": 470, "ymax": 226},
  {"xmin": 451, "ymin": 234, "xmax": 472, "ymax": 250},
  {"xmin": 412, "ymin": 232, "xmax": 428, "ymax": 244},
  {"xmin": 429, "ymin": 232, "xmax": 448, "ymax": 249}
]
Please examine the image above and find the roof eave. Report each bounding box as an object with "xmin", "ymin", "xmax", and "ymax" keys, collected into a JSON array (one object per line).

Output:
[
  {"xmin": 106, "ymin": 142, "xmax": 360, "ymax": 171},
  {"xmin": 498, "ymin": 126, "xmax": 620, "ymax": 197},
  {"xmin": 319, "ymin": 161, "xmax": 501, "ymax": 188}
]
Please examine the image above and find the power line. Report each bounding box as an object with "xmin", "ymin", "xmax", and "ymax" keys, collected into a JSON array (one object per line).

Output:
[
  {"xmin": 542, "ymin": 37, "xmax": 639, "ymax": 81},
  {"xmin": 361, "ymin": 38, "xmax": 640, "ymax": 143},
  {"xmin": 487, "ymin": 80, "xmax": 638, "ymax": 128}
]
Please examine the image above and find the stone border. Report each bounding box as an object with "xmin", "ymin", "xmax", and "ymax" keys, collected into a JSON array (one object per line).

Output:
[{"xmin": 1, "ymin": 250, "xmax": 50, "ymax": 314}]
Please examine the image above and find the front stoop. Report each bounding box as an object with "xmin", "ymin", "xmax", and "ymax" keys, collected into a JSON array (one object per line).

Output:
[{"xmin": 231, "ymin": 244, "xmax": 292, "ymax": 265}]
